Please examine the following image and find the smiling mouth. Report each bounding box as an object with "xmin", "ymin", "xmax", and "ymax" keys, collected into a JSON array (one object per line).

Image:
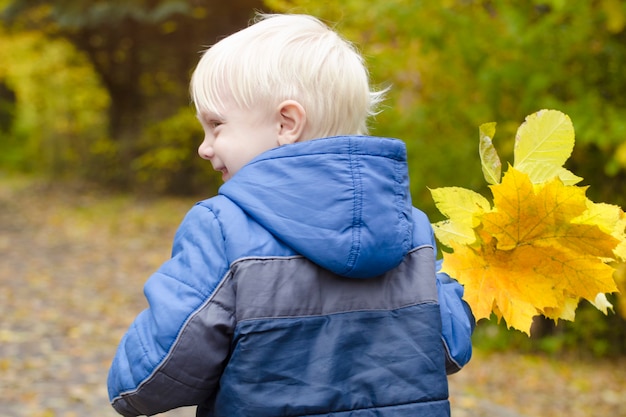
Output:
[{"xmin": 217, "ymin": 168, "xmax": 229, "ymax": 181}]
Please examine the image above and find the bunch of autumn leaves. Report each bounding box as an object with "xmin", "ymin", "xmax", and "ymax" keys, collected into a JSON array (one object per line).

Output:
[{"xmin": 431, "ymin": 110, "xmax": 626, "ymax": 335}]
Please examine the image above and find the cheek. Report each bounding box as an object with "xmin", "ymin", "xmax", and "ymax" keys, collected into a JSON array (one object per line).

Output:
[{"xmin": 215, "ymin": 142, "xmax": 251, "ymax": 171}]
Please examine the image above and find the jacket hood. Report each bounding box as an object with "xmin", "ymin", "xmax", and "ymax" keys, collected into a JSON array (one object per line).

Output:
[{"xmin": 219, "ymin": 136, "xmax": 414, "ymax": 278}]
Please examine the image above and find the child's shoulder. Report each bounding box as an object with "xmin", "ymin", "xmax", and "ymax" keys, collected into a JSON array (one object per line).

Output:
[
  {"xmin": 187, "ymin": 195, "xmax": 249, "ymax": 230},
  {"xmin": 188, "ymin": 195, "xmax": 294, "ymax": 259}
]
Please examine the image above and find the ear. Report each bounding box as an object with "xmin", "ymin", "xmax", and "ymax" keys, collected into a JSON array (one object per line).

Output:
[{"xmin": 276, "ymin": 100, "xmax": 307, "ymax": 145}]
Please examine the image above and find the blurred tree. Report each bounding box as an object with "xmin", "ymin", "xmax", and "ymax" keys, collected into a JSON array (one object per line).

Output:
[
  {"xmin": 0, "ymin": 81, "xmax": 15, "ymax": 133},
  {"xmin": 0, "ymin": 0, "xmax": 263, "ymax": 189},
  {"xmin": 0, "ymin": 29, "xmax": 110, "ymax": 175}
]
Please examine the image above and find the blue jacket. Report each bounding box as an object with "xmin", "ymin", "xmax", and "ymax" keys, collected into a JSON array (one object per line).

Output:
[{"xmin": 108, "ymin": 135, "xmax": 474, "ymax": 417}]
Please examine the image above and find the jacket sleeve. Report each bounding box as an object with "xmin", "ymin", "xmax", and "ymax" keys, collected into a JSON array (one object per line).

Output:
[
  {"xmin": 107, "ymin": 204, "xmax": 234, "ymax": 416},
  {"xmin": 436, "ymin": 259, "xmax": 475, "ymax": 374},
  {"xmin": 411, "ymin": 207, "xmax": 475, "ymax": 374}
]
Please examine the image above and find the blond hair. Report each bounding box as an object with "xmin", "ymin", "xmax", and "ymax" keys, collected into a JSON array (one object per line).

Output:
[{"xmin": 190, "ymin": 13, "xmax": 385, "ymax": 139}]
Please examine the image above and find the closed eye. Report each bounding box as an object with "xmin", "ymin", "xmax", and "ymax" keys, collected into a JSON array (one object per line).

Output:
[{"xmin": 196, "ymin": 112, "xmax": 223, "ymax": 130}]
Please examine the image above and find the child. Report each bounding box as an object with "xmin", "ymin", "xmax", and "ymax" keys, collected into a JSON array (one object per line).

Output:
[{"xmin": 108, "ymin": 13, "xmax": 474, "ymax": 417}]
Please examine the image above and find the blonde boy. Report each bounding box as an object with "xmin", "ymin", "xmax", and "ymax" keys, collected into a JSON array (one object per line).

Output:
[{"xmin": 108, "ymin": 14, "xmax": 474, "ymax": 417}]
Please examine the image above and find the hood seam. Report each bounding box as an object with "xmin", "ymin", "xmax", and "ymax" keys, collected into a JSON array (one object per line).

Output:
[
  {"xmin": 395, "ymin": 155, "xmax": 412, "ymax": 254},
  {"xmin": 346, "ymin": 137, "xmax": 363, "ymax": 276}
]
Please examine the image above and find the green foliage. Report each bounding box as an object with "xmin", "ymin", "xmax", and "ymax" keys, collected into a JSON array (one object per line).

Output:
[
  {"xmin": 40, "ymin": 1, "xmax": 192, "ymax": 27},
  {"xmin": 132, "ymin": 107, "xmax": 220, "ymax": 195},
  {"xmin": 0, "ymin": 27, "xmax": 219, "ymax": 194},
  {"xmin": 0, "ymin": 0, "xmax": 260, "ymax": 194},
  {"xmin": 0, "ymin": 0, "xmax": 263, "ymax": 143},
  {"xmin": 0, "ymin": 29, "xmax": 109, "ymax": 176},
  {"xmin": 266, "ymin": 0, "xmax": 626, "ymax": 214}
]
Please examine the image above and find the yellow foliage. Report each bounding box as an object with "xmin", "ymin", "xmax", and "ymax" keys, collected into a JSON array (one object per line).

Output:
[
  {"xmin": 432, "ymin": 110, "xmax": 625, "ymax": 334},
  {"xmin": 430, "ymin": 187, "xmax": 491, "ymax": 246}
]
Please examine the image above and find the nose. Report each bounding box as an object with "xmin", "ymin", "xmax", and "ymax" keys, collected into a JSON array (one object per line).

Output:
[{"xmin": 198, "ymin": 137, "xmax": 214, "ymax": 160}]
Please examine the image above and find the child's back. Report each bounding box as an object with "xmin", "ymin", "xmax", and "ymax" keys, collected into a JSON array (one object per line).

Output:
[{"xmin": 107, "ymin": 14, "xmax": 474, "ymax": 417}]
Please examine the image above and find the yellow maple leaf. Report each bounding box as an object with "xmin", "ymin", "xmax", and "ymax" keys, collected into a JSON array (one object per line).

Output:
[
  {"xmin": 442, "ymin": 241, "xmax": 560, "ymax": 332},
  {"xmin": 573, "ymin": 201, "xmax": 626, "ymax": 261},
  {"xmin": 483, "ymin": 169, "xmax": 617, "ymax": 258},
  {"xmin": 443, "ymin": 231, "xmax": 617, "ymax": 334},
  {"xmin": 432, "ymin": 109, "xmax": 624, "ymax": 334}
]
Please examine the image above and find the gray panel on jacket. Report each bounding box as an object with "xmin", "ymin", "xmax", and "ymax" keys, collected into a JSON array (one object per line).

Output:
[{"xmin": 228, "ymin": 245, "xmax": 437, "ymax": 322}]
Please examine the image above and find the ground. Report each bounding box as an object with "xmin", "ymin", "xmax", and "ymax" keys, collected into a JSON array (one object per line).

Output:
[{"xmin": 0, "ymin": 176, "xmax": 624, "ymax": 417}]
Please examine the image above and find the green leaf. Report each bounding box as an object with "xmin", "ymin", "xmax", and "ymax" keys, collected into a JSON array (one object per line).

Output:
[{"xmin": 479, "ymin": 122, "xmax": 501, "ymax": 184}]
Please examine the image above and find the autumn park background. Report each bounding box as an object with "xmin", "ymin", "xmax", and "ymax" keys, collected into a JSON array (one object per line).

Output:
[{"xmin": 1, "ymin": 1, "xmax": 625, "ymax": 416}]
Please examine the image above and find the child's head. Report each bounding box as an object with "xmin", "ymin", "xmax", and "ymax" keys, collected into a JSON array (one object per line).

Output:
[{"xmin": 190, "ymin": 13, "xmax": 384, "ymax": 141}]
